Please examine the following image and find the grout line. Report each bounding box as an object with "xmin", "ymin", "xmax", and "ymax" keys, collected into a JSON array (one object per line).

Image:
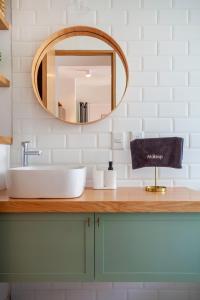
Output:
[
  {"xmin": 156, "ymin": 9, "xmax": 159, "ymax": 25},
  {"xmin": 124, "ymin": 10, "xmax": 128, "ymax": 25},
  {"xmin": 186, "ymin": 9, "xmax": 189, "ymax": 25},
  {"xmin": 187, "ymin": 40, "xmax": 190, "ymax": 56}
]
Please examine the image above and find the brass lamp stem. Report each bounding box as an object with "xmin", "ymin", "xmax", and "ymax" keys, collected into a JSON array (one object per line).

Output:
[
  {"xmin": 145, "ymin": 166, "xmax": 166, "ymax": 193},
  {"xmin": 155, "ymin": 166, "xmax": 157, "ymax": 188}
]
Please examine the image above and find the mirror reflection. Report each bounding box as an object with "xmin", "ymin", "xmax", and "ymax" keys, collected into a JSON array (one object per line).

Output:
[
  {"xmin": 34, "ymin": 28, "xmax": 128, "ymax": 124},
  {"xmin": 38, "ymin": 50, "xmax": 116, "ymax": 123}
]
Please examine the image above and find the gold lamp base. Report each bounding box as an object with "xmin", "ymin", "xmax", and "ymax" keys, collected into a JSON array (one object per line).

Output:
[
  {"xmin": 145, "ymin": 185, "xmax": 166, "ymax": 193},
  {"xmin": 145, "ymin": 167, "xmax": 166, "ymax": 192}
]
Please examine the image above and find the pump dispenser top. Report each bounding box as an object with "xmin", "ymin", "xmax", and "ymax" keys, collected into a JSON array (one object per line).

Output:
[
  {"xmin": 104, "ymin": 161, "xmax": 117, "ymax": 189},
  {"xmin": 108, "ymin": 161, "xmax": 113, "ymax": 170}
]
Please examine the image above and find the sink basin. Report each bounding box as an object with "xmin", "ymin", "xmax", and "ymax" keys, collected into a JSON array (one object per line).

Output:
[{"xmin": 7, "ymin": 166, "xmax": 87, "ymax": 198}]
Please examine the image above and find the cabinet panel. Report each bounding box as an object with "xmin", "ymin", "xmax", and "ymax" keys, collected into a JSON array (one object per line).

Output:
[
  {"xmin": 0, "ymin": 213, "xmax": 94, "ymax": 281},
  {"xmin": 95, "ymin": 213, "xmax": 200, "ymax": 282}
]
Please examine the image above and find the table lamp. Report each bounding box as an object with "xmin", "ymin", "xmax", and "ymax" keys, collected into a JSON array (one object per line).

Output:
[{"xmin": 130, "ymin": 137, "xmax": 184, "ymax": 192}]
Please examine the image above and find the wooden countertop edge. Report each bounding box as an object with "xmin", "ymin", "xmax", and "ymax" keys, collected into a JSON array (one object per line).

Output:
[
  {"xmin": 1, "ymin": 187, "xmax": 200, "ymax": 213},
  {"xmin": 1, "ymin": 201, "xmax": 200, "ymax": 213}
]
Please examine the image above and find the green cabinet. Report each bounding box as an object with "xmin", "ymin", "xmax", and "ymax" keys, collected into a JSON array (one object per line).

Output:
[
  {"xmin": 0, "ymin": 213, "xmax": 94, "ymax": 281},
  {"xmin": 1, "ymin": 213, "xmax": 200, "ymax": 282},
  {"xmin": 95, "ymin": 213, "xmax": 200, "ymax": 282}
]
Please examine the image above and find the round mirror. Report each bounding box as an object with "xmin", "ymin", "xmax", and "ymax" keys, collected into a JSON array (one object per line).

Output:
[{"xmin": 32, "ymin": 26, "xmax": 129, "ymax": 125}]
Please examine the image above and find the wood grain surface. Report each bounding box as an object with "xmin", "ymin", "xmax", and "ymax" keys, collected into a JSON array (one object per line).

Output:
[{"xmin": 1, "ymin": 187, "xmax": 200, "ymax": 213}]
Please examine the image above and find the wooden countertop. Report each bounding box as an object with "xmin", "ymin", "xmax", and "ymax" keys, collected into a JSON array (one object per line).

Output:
[{"xmin": 1, "ymin": 187, "xmax": 200, "ymax": 213}]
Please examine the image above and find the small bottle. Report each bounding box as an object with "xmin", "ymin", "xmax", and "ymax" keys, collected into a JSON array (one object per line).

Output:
[
  {"xmin": 93, "ymin": 167, "xmax": 104, "ymax": 189},
  {"xmin": 104, "ymin": 161, "xmax": 117, "ymax": 189}
]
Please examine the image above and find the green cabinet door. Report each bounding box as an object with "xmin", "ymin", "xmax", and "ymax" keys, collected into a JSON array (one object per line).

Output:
[
  {"xmin": 95, "ymin": 213, "xmax": 200, "ymax": 282},
  {"xmin": 0, "ymin": 213, "xmax": 94, "ymax": 281}
]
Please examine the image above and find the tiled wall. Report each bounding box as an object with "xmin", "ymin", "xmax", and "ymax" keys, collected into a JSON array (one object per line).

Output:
[
  {"xmin": 11, "ymin": 0, "xmax": 200, "ymax": 189},
  {"xmin": 9, "ymin": 282, "xmax": 200, "ymax": 300},
  {"xmin": 0, "ymin": 145, "xmax": 10, "ymax": 190},
  {"xmin": 0, "ymin": 0, "xmax": 12, "ymax": 137},
  {"xmin": 0, "ymin": 283, "xmax": 10, "ymax": 300},
  {"xmin": 8, "ymin": 0, "xmax": 200, "ymax": 298}
]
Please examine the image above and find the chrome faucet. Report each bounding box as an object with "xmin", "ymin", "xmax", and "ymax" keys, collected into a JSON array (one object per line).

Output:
[{"xmin": 21, "ymin": 141, "xmax": 42, "ymax": 167}]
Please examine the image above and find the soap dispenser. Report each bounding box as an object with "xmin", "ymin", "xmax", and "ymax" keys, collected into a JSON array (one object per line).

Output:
[{"xmin": 104, "ymin": 161, "xmax": 117, "ymax": 189}]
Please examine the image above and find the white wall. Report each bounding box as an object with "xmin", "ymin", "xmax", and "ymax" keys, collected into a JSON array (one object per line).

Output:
[
  {"xmin": 0, "ymin": 0, "xmax": 12, "ymax": 137},
  {"xmin": 57, "ymin": 75, "xmax": 76, "ymax": 122},
  {"xmin": 9, "ymin": 0, "xmax": 200, "ymax": 298},
  {"xmin": 9, "ymin": 282, "xmax": 200, "ymax": 300},
  {"xmin": 0, "ymin": 283, "xmax": 10, "ymax": 300},
  {"xmin": 10, "ymin": 0, "xmax": 200, "ymax": 189},
  {"xmin": 0, "ymin": 0, "xmax": 12, "ymax": 191},
  {"xmin": 0, "ymin": 145, "xmax": 10, "ymax": 190}
]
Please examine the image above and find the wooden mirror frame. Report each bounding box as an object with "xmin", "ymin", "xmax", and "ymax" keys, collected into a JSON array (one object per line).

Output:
[{"xmin": 32, "ymin": 25, "xmax": 129, "ymax": 125}]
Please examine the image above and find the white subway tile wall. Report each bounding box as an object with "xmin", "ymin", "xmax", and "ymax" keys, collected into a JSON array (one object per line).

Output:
[
  {"xmin": 9, "ymin": 282, "xmax": 200, "ymax": 300},
  {"xmin": 9, "ymin": 0, "xmax": 200, "ymax": 298},
  {"xmin": 0, "ymin": 145, "xmax": 10, "ymax": 190},
  {"xmin": 0, "ymin": 283, "xmax": 10, "ymax": 300}
]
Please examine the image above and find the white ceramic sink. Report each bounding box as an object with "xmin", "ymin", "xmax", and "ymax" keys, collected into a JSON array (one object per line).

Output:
[{"xmin": 7, "ymin": 165, "xmax": 87, "ymax": 198}]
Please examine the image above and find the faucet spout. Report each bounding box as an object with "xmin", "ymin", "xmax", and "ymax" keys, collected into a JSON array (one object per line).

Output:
[{"xmin": 21, "ymin": 141, "xmax": 42, "ymax": 167}]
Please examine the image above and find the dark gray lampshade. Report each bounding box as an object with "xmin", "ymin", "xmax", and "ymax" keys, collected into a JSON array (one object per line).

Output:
[{"xmin": 130, "ymin": 137, "xmax": 184, "ymax": 170}]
